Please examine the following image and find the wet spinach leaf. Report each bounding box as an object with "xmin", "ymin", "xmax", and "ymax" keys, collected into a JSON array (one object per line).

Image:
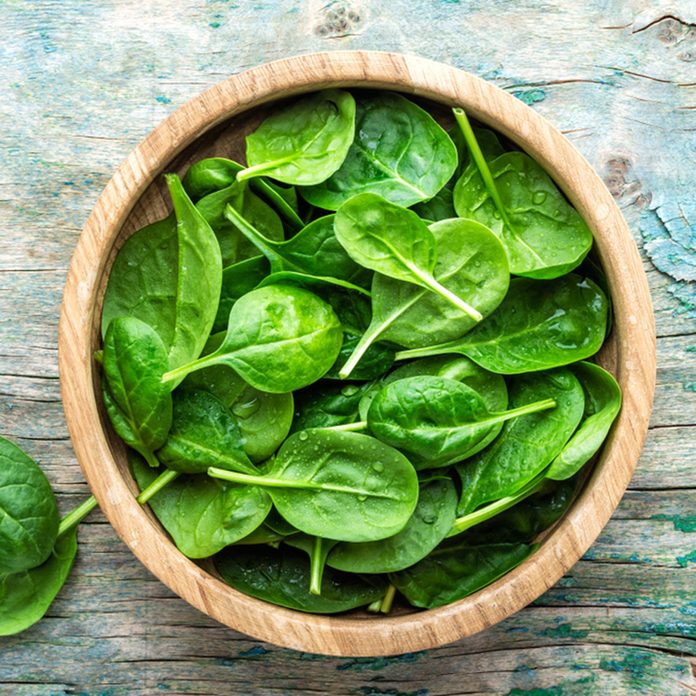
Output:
[
  {"xmin": 164, "ymin": 174, "xmax": 223, "ymax": 373},
  {"xmin": 209, "ymin": 429, "xmax": 418, "ymax": 543},
  {"xmin": 328, "ymin": 477, "xmax": 458, "ymax": 574},
  {"xmin": 214, "ymin": 255, "xmax": 270, "ymax": 334},
  {"xmin": 397, "ymin": 275, "xmax": 608, "ymax": 374},
  {"xmin": 132, "ymin": 456, "xmax": 270, "ymax": 558},
  {"xmin": 215, "ymin": 544, "xmax": 386, "ymax": 613},
  {"xmin": 237, "ymin": 90, "xmax": 356, "ymax": 185},
  {"xmin": 547, "ymin": 362, "xmax": 621, "ymax": 480},
  {"xmin": 224, "ymin": 208, "xmax": 371, "ymax": 294},
  {"xmin": 291, "ymin": 381, "xmax": 375, "ymax": 432},
  {"xmin": 162, "ymin": 285, "xmax": 343, "ymax": 393},
  {"xmin": 196, "ymin": 181, "xmax": 283, "ymax": 266},
  {"xmin": 456, "ymin": 368, "xmax": 585, "ymax": 513},
  {"xmin": 301, "ymin": 93, "xmax": 457, "ymax": 209},
  {"xmin": 182, "ymin": 156, "xmax": 304, "ymax": 229},
  {"xmin": 390, "ymin": 540, "xmax": 533, "ymax": 608},
  {"xmin": 339, "ymin": 217, "xmax": 509, "ymax": 378},
  {"xmin": 368, "ymin": 376, "xmax": 555, "ymax": 470},
  {"xmin": 453, "ymin": 108, "xmax": 592, "ymax": 278},
  {"xmin": 102, "ymin": 317, "xmax": 172, "ymax": 467},
  {"xmin": 184, "ymin": 333, "xmax": 294, "ymax": 463},
  {"xmin": 157, "ymin": 389, "xmax": 258, "ymax": 475},
  {"xmin": 334, "ymin": 194, "xmax": 483, "ymax": 320},
  {"xmin": 101, "ymin": 214, "xmax": 178, "ymax": 344},
  {"xmin": 0, "ymin": 437, "xmax": 59, "ymax": 575}
]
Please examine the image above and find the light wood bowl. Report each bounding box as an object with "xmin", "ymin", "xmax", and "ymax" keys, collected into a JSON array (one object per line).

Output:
[{"xmin": 58, "ymin": 51, "xmax": 656, "ymax": 657}]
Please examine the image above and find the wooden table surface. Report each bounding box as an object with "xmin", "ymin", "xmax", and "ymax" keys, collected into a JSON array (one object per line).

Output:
[{"xmin": 1, "ymin": 1, "xmax": 694, "ymax": 694}]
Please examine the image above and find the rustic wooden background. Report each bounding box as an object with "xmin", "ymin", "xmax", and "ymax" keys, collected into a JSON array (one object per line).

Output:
[{"xmin": 1, "ymin": 1, "xmax": 694, "ymax": 694}]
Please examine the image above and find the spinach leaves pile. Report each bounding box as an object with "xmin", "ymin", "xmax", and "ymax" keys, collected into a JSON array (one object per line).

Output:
[{"xmin": 0, "ymin": 90, "xmax": 621, "ymax": 633}]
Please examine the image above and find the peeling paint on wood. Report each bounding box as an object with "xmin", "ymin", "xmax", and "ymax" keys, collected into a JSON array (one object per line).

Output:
[{"xmin": 0, "ymin": 0, "xmax": 694, "ymax": 693}]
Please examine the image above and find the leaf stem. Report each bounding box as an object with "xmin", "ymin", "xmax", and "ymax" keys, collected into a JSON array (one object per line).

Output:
[
  {"xmin": 323, "ymin": 421, "xmax": 368, "ymax": 432},
  {"xmin": 447, "ymin": 472, "xmax": 546, "ymax": 537},
  {"xmin": 137, "ymin": 469, "xmax": 181, "ymax": 505},
  {"xmin": 161, "ymin": 354, "xmax": 221, "ymax": 384},
  {"xmin": 57, "ymin": 496, "xmax": 99, "ymax": 537},
  {"xmin": 453, "ymin": 108, "xmax": 512, "ymax": 230},
  {"xmin": 236, "ymin": 156, "xmax": 296, "ymax": 182},
  {"xmin": 394, "ymin": 340, "xmax": 464, "ymax": 362},
  {"xmin": 224, "ymin": 203, "xmax": 285, "ymax": 271},
  {"xmin": 379, "ymin": 584, "xmax": 397, "ymax": 614},
  {"xmin": 309, "ymin": 537, "xmax": 324, "ymax": 596}
]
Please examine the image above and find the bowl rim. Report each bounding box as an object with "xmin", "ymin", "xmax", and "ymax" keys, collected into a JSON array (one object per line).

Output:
[{"xmin": 58, "ymin": 50, "xmax": 656, "ymax": 657}]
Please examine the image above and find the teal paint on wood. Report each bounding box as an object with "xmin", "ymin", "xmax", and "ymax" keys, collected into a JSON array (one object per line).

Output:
[{"xmin": 0, "ymin": 0, "xmax": 695, "ymax": 693}]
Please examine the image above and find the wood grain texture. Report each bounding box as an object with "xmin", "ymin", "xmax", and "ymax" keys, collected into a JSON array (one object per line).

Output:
[{"xmin": 0, "ymin": 0, "xmax": 693, "ymax": 691}]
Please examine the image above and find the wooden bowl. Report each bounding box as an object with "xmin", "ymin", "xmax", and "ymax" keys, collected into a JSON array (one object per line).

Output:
[{"xmin": 58, "ymin": 51, "xmax": 656, "ymax": 657}]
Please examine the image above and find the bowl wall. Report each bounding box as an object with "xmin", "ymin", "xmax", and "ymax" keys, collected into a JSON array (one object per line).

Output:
[{"xmin": 59, "ymin": 51, "xmax": 656, "ymax": 656}]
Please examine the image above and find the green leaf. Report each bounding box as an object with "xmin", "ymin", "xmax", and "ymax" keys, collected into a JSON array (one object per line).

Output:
[
  {"xmin": 164, "ymin": 174, "xmax": 223, "ymax": 373},
  {"xmin": 196, "ymin": 181, "xmax": 284, "ymax": 266},
  {"xmin": 157, "ymin": 390, "xmax": 258, "ymax": 475},
  {"xmin": 0, "ymin": 437, "xmax": 59, "ymax": 575},
  {"xmin": 397, "ymin": 275, "xmax": 608, "ymax": 374},
  {"xmin": 182, "ymin": 156, "xmax": 304, "ymax": 229},
  {"xmin": 237, "ymin": 90, "xmax": 356, "ymax": 185},
  {"xmin": 208, "ymin": 430, "xmax": 419, "ymax": 543},
  {"xmin": 328, "ymin": 477, "xmax": 458, "ymax": 573},
  {"xmin": 102, "ymin": 317, "xmax": 172, "ymax": 467},
  {"xmin": 334, "ymin": 194, "xmax": 482, "ymax": 320},
  {"xmin": 223, "ymin": 208, "xmax": 372, "ymax": 294},
  {"xmin": 546, "ymin": 362, "xmax": 622, "ymax": 480},
  {"xmin": 0, "ymin": 528, "xmax": 77, "ymax": 636},
  {"xmin": 339, "ymin": 217, "xmax": 509, "ymax": 378},
  {"xmin": 162, "ymin": 285, "xmax": 343, "ymax": 393},
  {"xmin": 214, "ymin": 255, "xmax": 270, "ymax": 334},
  {"xmin": 453, "ymin": 109, "xmax": 592, "ymax": 278},
  {"xmin": 368, "ymin": 375, "xmax": 555, "ymax": 470},
  {"xmin": 284, "ymin": 535, "xmax": 339, "ymax": 595},
  {"xmin": 132, "ymin": 456, "xmax": 270, "ymax": 559},
  {"xmin": 291, "ymin": 381, "xmax": 375, "ymax": 432},
  {"xmin": 456, "ymin": 368, "xmax": 585, "ymax": 513},
  {"xmin": 301, "ymin": 93, "xmax": 457, "ymax": 209},
  {"xmin": 101, "ymin": 214, "xmax": 178, "ymax": 345},
  {"xmin": 215, "ymin": 544, "xmax": 386, "ymax": 613},
  {"xmin": 390, "ymin": 540, "xmax": 533, "ymax": 608}
]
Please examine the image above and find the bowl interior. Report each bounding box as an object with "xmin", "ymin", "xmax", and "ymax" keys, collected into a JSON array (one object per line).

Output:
[{"xmin": 63, "ymin": 52, "xmax": 654, "ymax": 657}]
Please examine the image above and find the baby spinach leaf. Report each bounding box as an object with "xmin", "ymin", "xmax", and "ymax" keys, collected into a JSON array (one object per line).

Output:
[
  {"xmin": 334, "ymin": 194, "xmax": 483, "ymax": 320},
  {"xmin": 546, "ymin": 362, "xmax": 621, "ymax": 480},
  {"xmin": 208, "ymin": 430, "xmax": 419, "ymax": 543},
  {"xmin": 390, "ymin": 540, "xmax": 533, "ymax": 609},
  {"xmin": 215, "ymin": 544, "xmax": 386, "ymax": 613},
  {"xmin": 183, "ymin": 157, "xmax": 304, "ymax": 230},
  {"xmin": 397, "ymin": 275, "xmax": 608, "ymax": 374},
  {"xmin": 214, "ymin": 255, "xmax": 270, "ymax": 334},
  {"xmin": 157, "ymin": 390, "xmax": 258, "ymax": 475},
  {"xmin": 411, "ymin": 186, "xmax": 456, "ymax": 222},
  {"xmin": 0, "ymin": 528, "xmax": 77, "ymax": 636},
  {"xmin": 456, "ymin": 368, "xmax": 585, "ymax": 514},
  {"xmin": 164, "ymin": 174, "xmax": 223, "ymax": 374},
  {"xmin": 368, "ymin": 376, "xmax": 555, "ymax": 470},
  {"xmin": 326, "ymin": 333, "xmax": 395, "ymax": 381},
  {"xmin": 102, "ymin": 317, "xmax": 172, "ymax": 467},
  {"xmin": 224, "ymin": 207, "xmax": 371, "ymax": 295},
  {"xmin": 328, "ymin": 477, "xmax": 458, "ymax": 574},
  {"xmin": 469, "ymin": 478, "xmax": 577, "ymax": 544},
  {"xmin": 237, "ymin": 90, "xmax": 356, "ymax": 185},
  {"xmin": 339, "ymin": 217, "xmax": 509, "ymax": 378},
  {"xmin": 196, "ymin": 181, "xmax": 284, "ymax": 266},
  {"xmin": 162, "ymin": 285, "xmax": 343, "ymax": 393},
  {"xmin": 284, "ymin": 535, "xmax": 339, "ymax": 595},
  {"xmin": 0, "ymin": 437, "xmax": 59, "ymax": 575},
  {"xmin": 234, "ymin": 524, "xmax": 289, "ymax": 546},
  {"xmin": 101, "ymin": 214, "xmax": 177, "ymax": 344},
  {"xmin": 291, "ymin": 381, "xmax": 375, "ymax": 432},
  {"xmin": 301, "ymin": 93, "xmax": 457, "ymax": 209},
  {"xmin": 452, "ymin": 108, "xmax": 592, "ymax": 278},
  {"xmin": 184, "ymin": 333, "xmax": 294, "ymax": 462},
  {"xmin": 132, "ymin": 456, "xmax": 270, "ymax": 558}
]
